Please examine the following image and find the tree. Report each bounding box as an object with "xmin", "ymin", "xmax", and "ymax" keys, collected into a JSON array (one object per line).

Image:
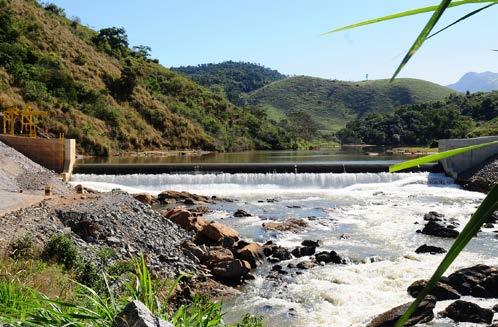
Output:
[
  {"xmin": 93, "ymin": 27, "xmax": 129, "ymax": 57},
  {"xmin": 132, "ymin": 45, "xmax": 151, "ymax": 60}
]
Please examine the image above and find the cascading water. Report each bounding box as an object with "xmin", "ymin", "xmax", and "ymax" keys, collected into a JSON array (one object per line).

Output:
[{"xmin": 71, "ymin": 172, "xmax": 498, "ymax": 326}]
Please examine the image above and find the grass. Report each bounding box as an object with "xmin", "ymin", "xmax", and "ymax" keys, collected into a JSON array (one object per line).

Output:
[{"xmin": 0, "ymin": 236, "xmax": 263, "ymax": 327}]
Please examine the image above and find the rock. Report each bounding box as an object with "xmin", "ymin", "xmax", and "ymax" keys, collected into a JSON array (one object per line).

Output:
[
  {"xmin": 201, "ymin": 221, "xmax": 239, "ymax": 243},
  {"xmin": 233, "ymin": 209, "xmax": 251, "ymax": 217},
  {"xmin": 57, "ymin": 211, "xmax": 101, "ymax": 241},
  {"xmin": 206, "ymin": 247, "xmax": 234, "ymax": 267},
  {"xmin": 493, "ymin": 304, "xmax": 498, "ymax": 312},
  {"xmin": 441, "ymin": 300, "xmax": 494, "ymax": 325},
  {"xmin": 407, "ymin": 279, "xmax": 460, "ymax": 301},
  {"xmin": 184, "ymin": 198, "xmax": 196, "ymax": 205},
  {"xmin": 421, "ymin": 221, "xmax": 459, "ymax": 238},
  {"xmin": 166, "ymin": 209, "xmax": 206, "ymax": 232},
  {"xmin": 114, "ymin": 300, "xmax": 173, "ymax": 327},
  {"xmin": 423, "ymin": 211, "xmax": 445, "ymax": 222},
  {"xmin": 236, "ymin": 243, "xmax": 265, "ymax": 268},
  {"xmin": 366, "ymin": 296, "xmax": 436, "ymax": 327},
  {"xmin": 262, "ymin": 218, "xmax": 308, "ymax": 232},
  {"xmin": 181, "ymin": 241, "xmax": 208, "ymax": 262},
  {"xmin": 270, "ymin": 246, "xmax": 292, "ymax": 261},
  {"xmin": 211, "ymin": 259, "xmax": 251, "ymax": 280},
  {"xmin": 447, "ymin": 264, "xmax": 498, "ymax": 297},
  {"xmin": 296, "ymin": 260, "xmax": 316, "ymax": 270},
  {"xmin": 415, "ymin": 244, "xmax": 446, "ymax": 254},
  {"xmin": 314, "ymin": 251, "xmax": 345, "ymax": 264},
  {"xmin": 484, "ymin": 223, "xmax": 495, "ymax": 228},
  {"xmin": 291, "ymin": 246, "xmax": 316, "ymax": 258},
  {"xmin": 158, "ymin": 190, "xmax": 208, "ymax": 204},
  {"xmin": 301, "ymin": 240, "xmax": 322, "ymax": 247},
  {"xmin": 271, "ymin": 264, "xmax": 282, "ymax": 272},
  {"xmin": 132, "ymin": 193, "xmax": 154, "ymax": 205}
]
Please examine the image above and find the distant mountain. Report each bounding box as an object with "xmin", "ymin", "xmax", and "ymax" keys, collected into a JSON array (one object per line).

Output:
[
  {"xmin": 172, "ymin": 61, "xmax": 286, "ymax": 105},
  {"xmin": 245, "ymin": 76, "xmax": 454, "ymax": 132},
  {"xmin": 448, "ymin": 72, "xmax": 498, "ymax": 93}
]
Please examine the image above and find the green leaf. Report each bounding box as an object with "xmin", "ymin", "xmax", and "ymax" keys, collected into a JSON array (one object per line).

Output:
[
  {"xmin": 427, "ymin": 3, "xmax": 495, "ymax": 39},
  {"xmin": 388, "ymin": 140, "xmax": 498, "ymax": 172},
  {"xmin": 323, "ymin": 0, "xmax": 498, "ymax": 34},
  {"xmin": 391, "ymin": 0, "xmax": 452, "ymax": 80},
  {"xmin": 395, "ymin": 184, "xmax": 498, "ymax": 326}
]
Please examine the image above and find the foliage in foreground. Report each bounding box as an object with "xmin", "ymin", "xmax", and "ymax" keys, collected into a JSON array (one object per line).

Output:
[{"xmin": 0, "ymin": 236, "xmax": 262, "ymax": 327}]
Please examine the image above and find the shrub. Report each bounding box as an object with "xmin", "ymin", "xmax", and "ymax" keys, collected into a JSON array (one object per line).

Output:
[
  {"xmin": 22, "ymin": 80, "xmax": 48, "ymax": 101},
  {"xmin": 41, "ymin": 233, "xmax": 80, "ymax": 270},
  {"xmin": 8, "ymin": 234, "xmax": 38, "ymax": 260},
  {"xmin": 43, "ymin": 3, "xmax": 65, "ymax": 17}
]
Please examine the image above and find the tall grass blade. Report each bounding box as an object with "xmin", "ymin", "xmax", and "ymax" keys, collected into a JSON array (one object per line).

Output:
[
  {"xmin": 394, "ymin": 185, "xmax": 498, "ymax": 326},
  {"xmin": 323, "ymin": 0, "xmax": 498, "ymax": 34},
  {"xmin": 427, "ymin": 3, "xmax": 495, "ymax": 39},
  {"xmin": 391, "ymin": 0, "xmax": 452, "ymax": 80},
  {"xmin": 388, "ymin": 140, "xmax": 498, "ymax": 172}
]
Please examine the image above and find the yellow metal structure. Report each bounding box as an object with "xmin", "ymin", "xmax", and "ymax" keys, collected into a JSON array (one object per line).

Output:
[
  {"xmin": 1, "ymin": 106, "xmax": 47, "ymax": 137},
  {"xmin": 20, "ymin": 106, "xmax": 48, "ymax": 138},
  {"xmin": 2, "ymin": 107, "xmax": 20, "ymax": 135}
]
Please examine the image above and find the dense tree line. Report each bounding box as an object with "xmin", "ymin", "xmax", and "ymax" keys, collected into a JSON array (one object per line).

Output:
[
  {"xmin": 337, "ymin": 92, "xmax": 498, "ymax": 146},
  {"xmin": 173, "ymin": 61, "xmax": 286, "ymax": 105}
]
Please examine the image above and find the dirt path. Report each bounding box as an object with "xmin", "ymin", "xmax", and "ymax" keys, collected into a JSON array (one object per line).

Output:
[{"xmin": 0, "ymin": 190, "xmax": 46, "ymax": 217}]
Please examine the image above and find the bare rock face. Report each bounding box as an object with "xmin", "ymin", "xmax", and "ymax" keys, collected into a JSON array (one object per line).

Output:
[
  {"xmin": 407, "ymin": 279, "xmax": 460, "ymax": 301},
  {"xmin": 441, "ymin": 300, "xmax": 494, "ymax": 325},
  {"xmin": 211, "ymin": 259, "xmax": 251, "ymax": 280},
  {"xmin": 165, "ymin": 209, "xmax": 206, "ymax": 232},
  {"xmin": 262, "ymin": 218, "xmax": 308, "ymax": 232},
  {"xmin": 236, "ymin": 243, "xmax": 265, "ymax": 268},
  {"xmin": 133, "ymin": 193, "xmax": 154, "ymax": 205},
  {"xmin": 114, "ymin": 300, "xmax": 173, "ymax": 327},
  {"xmin": 201, "ymin": 221, "xmax": 239, "ymax": 243},
  {"xmin": 366, "ymin": 296, "xmax": 436, "ymax": 327}
]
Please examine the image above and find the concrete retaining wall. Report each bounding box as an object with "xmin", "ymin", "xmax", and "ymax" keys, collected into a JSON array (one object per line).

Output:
[
  {"xmin": 439, "ymin": 136, "xmax": 498, "ymax": 180},
  {"xmin": 0, "ymin": 135, "xmax": 76, "ymax": 178}
]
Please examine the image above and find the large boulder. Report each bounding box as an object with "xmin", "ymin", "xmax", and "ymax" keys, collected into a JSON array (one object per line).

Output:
[
  {"xmin": 441, "ymin": 300, "xmax": 494, "ymax": 325},
  {"xmin": 114, "ymin": 300, "xmax": 173, "ymax": 327},
  {"xmin": 158, "ymin": 190, "xmax": 209, "ymax": 204},
  {"xmin": 201, "ymin": 221, "xmax": 239, "ymax": 243},
  {"xmin": 367, "ymin": 296, "xmax": 436, "ymax": 327},
  {"xmin": 133, "ymin": 193, "xmax": 154, "ymax": 205},
  {"xmin": 314, "ymin": 251, "xmax": 346, "ymax": 264},
  {"xmin": 296, "ymin": 260, "xmax": 316, "ymax": 270},
  {"xmin": 211, "ymin": 259, "xmax": 251, "ymax": 280},
  {"xmin": 420, "ymin": 221, "xmax": 459, "ymax": 238},
  {"xmin": 236, "ymin": 243, "xmax": 265, "ymax": 268},
  {"xmin": 447, "ymin": 264, "xmax": 498, "ymax": 297},
  {"xmin": 291, "ymin": 246, "xmax": 316, "ymax": 258},
  {"xmin": 262, "ymin": 218, "xmax": 308, "ymax": 232},
  {"xmin": 165, "ymin": 209, "xmax": 206, "ymax": 232},
  {"xmin": 423, "ymin": 211, "xmax": 445, "ymax": 222},
  {"xmin": 407, "ymin": 279, "xmax": 460, "ymax": 301},
  {"xmin": 206, "ymin": 247, "xmax": 234, "ymax": 267}
]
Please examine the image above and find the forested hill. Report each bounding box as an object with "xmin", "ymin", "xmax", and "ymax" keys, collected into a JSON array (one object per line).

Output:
[
  {"xmin": 337, "ymin": 91, "xmax": 498, "ymax": 146},
  {"xmin": 172, "ymin": 61, "xmax": 286, "ymax": 105},
  {"xmin": 0, "ymin": 0, "xmax": 294, "ymax": 155},
  {"xmin": 244, "ymin": 76, "xmax": 455, "ymax": 132}
]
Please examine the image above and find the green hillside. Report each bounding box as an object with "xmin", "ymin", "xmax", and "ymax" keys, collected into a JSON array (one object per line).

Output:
[
  {"xmin": 245, "ymin": 76, "xmax": 455, "ymax": 131},
  {"xmin": 172, "ymin": 61, "xmax": 286, "ymax": 106},
  {"xmin": 0, "ymin": 0, "xmax": 293, "ymax": 155},
  {"xmin": 337, "ymin": 91, "xmax": 498, "ymax": 146}
]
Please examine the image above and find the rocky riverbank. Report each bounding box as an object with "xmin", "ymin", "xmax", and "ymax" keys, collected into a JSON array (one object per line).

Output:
[{"xmin": 461, "ymin": 154, "xmax": 498, "ymax": 193}]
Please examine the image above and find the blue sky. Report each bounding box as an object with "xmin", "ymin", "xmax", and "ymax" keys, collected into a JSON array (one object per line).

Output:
[{"xmin": 50, "ymin": 0, "xmax": 498, "ymax": 85}]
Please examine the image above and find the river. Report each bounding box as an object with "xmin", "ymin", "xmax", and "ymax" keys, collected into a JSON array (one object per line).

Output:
[{"xmin": 71, "ymin": 150, "xmax": 497, "ymax": 326}]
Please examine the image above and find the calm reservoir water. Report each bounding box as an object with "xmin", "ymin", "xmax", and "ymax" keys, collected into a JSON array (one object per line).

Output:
[{"xmin": 71, "ymin": 150, "xmax": 497, "ymax": 326}]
